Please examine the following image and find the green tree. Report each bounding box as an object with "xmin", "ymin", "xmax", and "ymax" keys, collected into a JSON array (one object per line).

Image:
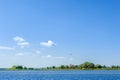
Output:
[
  {"xmin": 65, "ymin": 65, "xmax": 69, "ymax": 69},
  {"xmin": 10, "ymin": 65, "xmax": 23, "ymax": 70},
  {"xmin": 80, "ymin": 62, "xmax": 95, "ymax": 69},
  {"xmin": 60, "ymin": 65, "xmax": 65, "ymax": 69},
  {"xmin": 95, "ymin": 64, "xmax": 102, "ymax": 69},
  {"xmin": 102, "ymin": 65, "xmax": 107, "ymax": 68},
  {"xmin": 52, "ymin": 66, "xmax": 56, "ymax": 69},
  {"xmin": 16, "ymin": 65, "xmax": 23, "ymax": 69},
  {"xmin": 24, "ymin": 67, "xmax": 27, "ymax": 70}
]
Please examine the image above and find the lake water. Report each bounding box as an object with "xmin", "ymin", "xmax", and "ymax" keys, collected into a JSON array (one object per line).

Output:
[{"xmin": 0, "ymin": 70, "xmax": 120, "ymax": 80}]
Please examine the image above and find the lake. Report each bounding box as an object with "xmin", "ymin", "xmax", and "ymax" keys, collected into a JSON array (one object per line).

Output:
[{"xmin": 0, "ymin": 70, "xmax": 120, "ymax": 80}]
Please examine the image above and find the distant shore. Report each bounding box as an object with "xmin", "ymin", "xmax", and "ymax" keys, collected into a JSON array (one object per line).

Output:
[{"xmin": 0, "ymin": 62, "xmax": 119, "ymax": 71}]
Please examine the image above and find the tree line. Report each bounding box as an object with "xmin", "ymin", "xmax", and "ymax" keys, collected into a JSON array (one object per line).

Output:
[
  {"xmin": 8, "ymin": 65, "xmax": 34, "ymax": 70},
  {"xmin": 8, "ymin": 62, "xmax": 120, "ymax": 70},
  {"xmin": 44, "ymin": 62, "xmax": 120, "ymax": 70}
]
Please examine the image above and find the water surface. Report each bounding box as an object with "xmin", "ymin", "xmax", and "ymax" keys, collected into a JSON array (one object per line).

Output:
[{"xmin": 0, "ymin": 70, "xmax": 120, "ymax": 80}]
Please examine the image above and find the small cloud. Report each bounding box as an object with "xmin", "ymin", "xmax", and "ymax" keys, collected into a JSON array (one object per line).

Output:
[
  {"xmin": 15, "ymin": 53, "xmax": 24, "ymax": 56},
  {"xmin": 13, "ymin": 36, "xmax": 29, "ymax": 48},
  {"xmin": 0, "ymin": 46, "xmax": 15, "ymax": 50},
  {"xmin": 13, "ymin": 36, "xmax": 25, "ymax": 42},
  {"xmin": 41, "ymin": 54, "xmax": 65, "ymax": 59},
  {"xmin": 46, "ymin": 55, "xmax": 52, "ymax": 58},
  {"xmin": 40, "ymin": 40, "xmax": 56, "ymax": 47},
  {"xmin": 41, "ymin": 55, "xmax": 52, "ymax": 58},
  {"xmin": 55, "ymin": 57, "xmax": 65, "ymax": 59},
  {"xmin": 69, "ymin": 58, "xmax": 74, "ymax": 61},
  {"xmin": 17, "ymin": 42, "xmax": 29, "ymax": 48}
]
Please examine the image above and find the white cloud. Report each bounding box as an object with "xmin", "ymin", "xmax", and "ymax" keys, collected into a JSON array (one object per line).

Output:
[
  {"xmin": 13, "ymin": 36, "xmax": 29, "ymax": 48},
  {"xmin": 17, "ymin": 42, "xmax": 29, "ymax": 48},
  {"xmin": 15, "ymin": 53, "xmax": 24, "ymax": 56},
  {"xmin": 0, "ymin": 46, "xmax": 15, "ymax": 50},
  {"xmin": 46, "ymin": 55, "xmax": 52, "ymax": 58},
  {"xmin": 55, "ymin": 57, "xmax": 65, "ymax": 59},
  {"xmin": 13, "ymin": 36, "xmax": 25, "ymax": 42},
  {"xmin": 41, "ymin": 55, "xmax": 52, "ymax": 58},
  {"xmin": 41, "ymin": 54, "xmax": 65, "ymax": 59},
  {"xmin": 40, "ymin": 40, "xmax": 56, "ymax": 47}
]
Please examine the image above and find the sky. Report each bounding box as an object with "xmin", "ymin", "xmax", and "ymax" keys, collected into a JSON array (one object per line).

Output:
[{"xmin": 0, "ymin": 0, "xmax": 120, "ymax": 68}]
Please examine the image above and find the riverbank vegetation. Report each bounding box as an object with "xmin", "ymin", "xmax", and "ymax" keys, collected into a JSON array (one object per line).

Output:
[
  {"xmin": 6, "ymin": 62, "xmax": 120, "ymax": 70},
  {"xmin": 42, "ymin": 62, "xmax": 120, "ymax": 70}
]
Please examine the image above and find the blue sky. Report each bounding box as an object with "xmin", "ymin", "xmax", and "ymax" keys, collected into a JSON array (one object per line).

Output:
[{"xmin": 0, "ymin": 0, "xmax": 120, "ymax": 68}]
